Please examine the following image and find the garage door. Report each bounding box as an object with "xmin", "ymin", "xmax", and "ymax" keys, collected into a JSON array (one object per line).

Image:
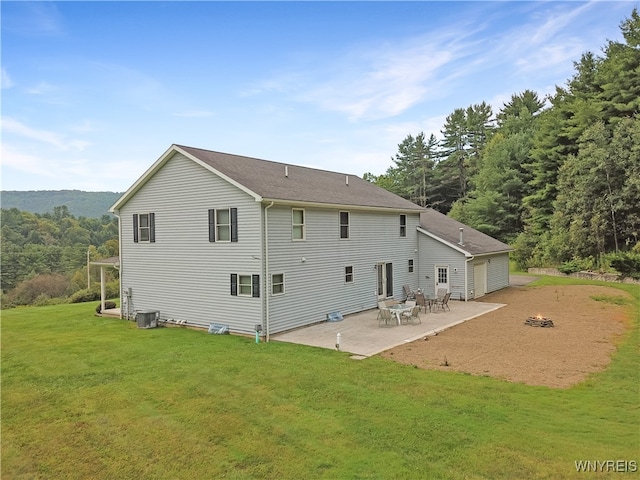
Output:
[{"xmin": 473, "ymin": 262, "xmax": 487, "ymax": 298}]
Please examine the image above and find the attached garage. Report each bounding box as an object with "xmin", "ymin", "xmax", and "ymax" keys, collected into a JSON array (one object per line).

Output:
[{"xmin": 417, "ymin": 209, "xmax": 513, "ymax": 301}]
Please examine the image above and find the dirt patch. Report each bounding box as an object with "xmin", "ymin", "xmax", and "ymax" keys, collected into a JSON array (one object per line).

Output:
[{"xmin": 380, "ymin": 285, "xmax": 633, "ymax": 388}]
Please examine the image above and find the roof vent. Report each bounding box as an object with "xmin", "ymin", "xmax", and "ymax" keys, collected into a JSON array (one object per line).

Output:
[
  {"xmin": 345, "ymin": 175, "xmax": 349, "ymax": 186},
  {"xmin": 459, "ymin": 227, "xmax": 464, "ymax": 246},
  {"xmin": 285, "ymin": 165, "xmax": 289, "ymax": 177}
]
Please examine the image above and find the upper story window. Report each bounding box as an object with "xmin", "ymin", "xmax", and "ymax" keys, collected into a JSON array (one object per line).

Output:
[
  {"xmin": 339, "ymin": 211, "xmax": 350, "ymax": 239},
  {"xmin": 133, "ymin": 213, "xmax": 155, "ymax": 243},
  {"xmin": 400, "ymin": 214, "xmax": 407, "ymax": 237},
  {"xmin": 209, "ymin": 208, "xmax": 238, "ymax": 243},
  {"xmin": 292, "ymin": 208, "xmax": 305, "ymax": 241}
]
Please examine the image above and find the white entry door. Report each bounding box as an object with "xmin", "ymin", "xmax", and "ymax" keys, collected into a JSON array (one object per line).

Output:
[{"xmin": 435, "ymin": 265, "xmax": 449, "ymax": 293}]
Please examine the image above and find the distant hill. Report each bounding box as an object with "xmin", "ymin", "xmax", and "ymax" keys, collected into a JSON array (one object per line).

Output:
[{"xmin": 1, "ymin": 190, "xmax": 123, "ymax": 218}]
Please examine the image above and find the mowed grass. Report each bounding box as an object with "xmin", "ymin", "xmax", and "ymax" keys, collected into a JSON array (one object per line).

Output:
[{"xmin": 2, "ymin": 278, "xmax": 639, "ymax": 479}]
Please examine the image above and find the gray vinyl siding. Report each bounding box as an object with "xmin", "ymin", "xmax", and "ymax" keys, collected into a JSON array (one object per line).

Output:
[
  {"xmin": 117, "ymin": 152, "xmax": 263, "ymax": 335},
  {"xmin": 417, "ymin": 233, "xmax": 467, "ymax": 300},
  {"xmin": 266, "ymin": 206, "xmax": 420, "ymax": 333},
  {"xmin": 485, "ymin": 253, "xmax": 510, "ymax": 293}
]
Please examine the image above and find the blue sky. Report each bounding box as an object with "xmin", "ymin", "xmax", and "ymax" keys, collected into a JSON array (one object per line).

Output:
[{"xmin": 1, "ymin": 1, "xmax": 633, "ymax": 192}]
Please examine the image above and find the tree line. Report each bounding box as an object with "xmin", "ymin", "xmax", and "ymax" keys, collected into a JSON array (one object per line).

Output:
[
  {"xmin": 366, "ymin": 9, "xmax": 640, "ymax": 273},
  {"xmin": 1, "ymin": 205, "xmax": 119, "ymax": 306}
]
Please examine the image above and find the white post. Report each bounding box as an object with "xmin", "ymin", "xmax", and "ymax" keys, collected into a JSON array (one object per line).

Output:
[
  {"xmin": 100, "ymin": 266, "xmax": 106, "ymax": 313},
  {"xmin": 87, "ymin": 247, "xmax": 91, "ymax": 288}
]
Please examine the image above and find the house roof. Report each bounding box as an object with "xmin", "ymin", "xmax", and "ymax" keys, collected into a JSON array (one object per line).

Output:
[
  {"xmin": 418, "ymin": 208, "xmax": 513, "ymax": 256},
  {"xmin": 111, "ymin": 144, "xmax": 425, "ymax": 213}
]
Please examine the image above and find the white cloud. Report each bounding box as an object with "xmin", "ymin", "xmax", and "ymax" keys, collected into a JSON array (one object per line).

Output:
[
  {"xmin": 24, "ymin": 81, "xmax": 58, "ymax": 96},
  {"xmin": 1, "ymin": 117, "xmax": 90, "ymax": 151},
  {"xmin": 0, "ymin": 144, "xmax": 57, "ymax": 179},
  {"xmin": 1, "ymin": 68, "xmax": 14, "ymax": 89}
]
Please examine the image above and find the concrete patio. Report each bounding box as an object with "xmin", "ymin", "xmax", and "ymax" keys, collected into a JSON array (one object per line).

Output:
[{"xmin": 272, "ymin": 299, "xmax": 506, "ymax": 358}]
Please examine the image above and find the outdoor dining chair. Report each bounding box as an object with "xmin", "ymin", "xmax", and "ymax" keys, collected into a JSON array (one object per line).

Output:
[
  {"xmin": 378, "ymin": 307, "xmax": 394, "ymax": 327},
  {"xmin": 434, "ymin": 292, "xmax": 451, "ymax": 311},
  {"xmin": 415, "ymin": 293, "xmax": 427, "ymax": 312},
  {"xmin": 401, "ymin": 305, "xmax": 421, "ymax": 325},
  {"xmin": 403, "ymin": 284, "xmax": 415, "ymax": 301}
]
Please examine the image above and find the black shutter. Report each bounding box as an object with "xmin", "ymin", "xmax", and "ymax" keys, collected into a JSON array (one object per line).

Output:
[
  {"xmin": 208, "ymin": 209, "xmax": 216, "ymax": 242},
  {"xmin": 231, "ymin": 207, "xmax": 238, "ymax": 242},
  {"xmin": 252, "ymin": 274, "xmax": 260, "ymax": 298},
  {"xmin": 133, "ymin": 214, "xmax": 139, "ymax": 243},
  {"xmin": 149, "ymin": 213, "xmax": 155, "ymax": 243},
  {"xmin": 230, "ymin": 274, "xmax": 237, "ymax": 296}
]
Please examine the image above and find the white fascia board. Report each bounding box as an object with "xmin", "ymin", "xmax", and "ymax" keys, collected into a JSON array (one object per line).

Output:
[
  {"xmin": 262, "ymin": 198, "xmax": 426, "ymax": 213},
  {"xmin": 472, "ymin": 249, "xmax": 513, "ymax": 257},
  {"xmin": 417, "ymin": 226, "xmax": 472, "ymax": 257}
]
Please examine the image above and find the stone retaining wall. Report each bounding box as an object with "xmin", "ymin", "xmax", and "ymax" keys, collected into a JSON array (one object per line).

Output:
[{"xmin": 527, "ymin": 267, "xmax": 640, "ymax": 284}]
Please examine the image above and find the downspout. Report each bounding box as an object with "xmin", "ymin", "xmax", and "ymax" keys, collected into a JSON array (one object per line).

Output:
[
  {"xmin": 114, "ymin": 211, "xmax": 123, "ymax": 319},
  {"xmin": 264, "ymin": 201, "xmax": 274, "ymax": 342},
  {"xmin": 464, "ymin": 255, "xmax": 474, "ymax": 301}
]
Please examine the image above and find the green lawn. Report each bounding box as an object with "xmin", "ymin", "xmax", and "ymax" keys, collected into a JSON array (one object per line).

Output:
[{"xmin": 2, "ymin": 278, "xmax": 639, "ymax": 479}]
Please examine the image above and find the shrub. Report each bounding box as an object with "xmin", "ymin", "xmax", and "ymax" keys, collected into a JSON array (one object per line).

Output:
[
  {"xmin": 95, "ymin": 301, "xmax": 117, "ymax": 313},
  {"xmin": 558, "ymin": 260, "xmax": 582, "ymax": 275},
  {"xmin": 608, "ymin": 252, "xmax": 640, "ymax": 279},
  {"xmin": 70, "ymin": 281, "xmax": 119, "ymax": 304},
  {"xmin": 5, "ymin": 274, "xmax": 72, "ymax": 306}
]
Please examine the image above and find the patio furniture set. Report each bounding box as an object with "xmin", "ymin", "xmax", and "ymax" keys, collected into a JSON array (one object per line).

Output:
[{"xmin": 377, "ymin": 287, "xmax": 451, "ymax": 327}]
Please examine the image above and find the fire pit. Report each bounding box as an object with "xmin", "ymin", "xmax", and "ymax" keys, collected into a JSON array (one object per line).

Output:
[{"xmin": 525, "ymin": 315, "xmax": 554, "ymax": 327}]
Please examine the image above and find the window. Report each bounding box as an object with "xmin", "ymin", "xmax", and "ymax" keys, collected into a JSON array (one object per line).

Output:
[
  {"xmin": 345, "ymin": 266, "xmax": 354, "ymax": 283},
  {"xmin": 272, "ymin": 273, "xmax": 285, "ymax": 295},
  {"xmin": 133, "ymin": 213, "xmax": 155, "ymax": 243},
  {"xmin": 209, "ymin": 208, "xmax": 238, "ymax": 242},
  {"xmin": 238, "ymin": 275, "xmax": 252, "ymax": 295},
  {"xmin": 230, "ymin": 274, "xmax": 260, "ymax": 297},
  {"xmin": 400, "ymin": 214, "xmax": 407, "ymax": 237},
  {"xmin": 408, "ymin": 259, "xmax": 414, "ymax": 273},
  {"xmin": 292, "ymin": 208, "xmax": 305, "ymax": 240},
  {"xmin": 339, "ymin": 211, "xmax": 350, "ymax": 239}
]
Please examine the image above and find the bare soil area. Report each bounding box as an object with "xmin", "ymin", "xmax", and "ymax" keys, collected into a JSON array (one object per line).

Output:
[{"xmin": 380, "ymin": 285, "xmax": 633, "ymax": 388}]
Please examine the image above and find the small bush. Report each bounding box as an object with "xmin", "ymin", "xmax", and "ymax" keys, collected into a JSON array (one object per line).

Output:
[
  {"xmin": 95, "ymin": 301, "xmax": 117, "ymax": 313},
  {"xmin": 70, "ymin": 281, "xmax": 119, "ymax": 304},
  {"xmin": 558, "ymin": 260, "xmax": 582, "ymax": 275}
]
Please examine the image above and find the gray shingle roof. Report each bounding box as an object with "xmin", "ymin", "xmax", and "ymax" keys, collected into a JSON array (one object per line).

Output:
[
  {"xmin": 177, "ymin": 145, "xmax": 424, "ymax": 211},
  {"xmin": 419, "ymin": 208, "xmax": 512, "ymax": 255}
]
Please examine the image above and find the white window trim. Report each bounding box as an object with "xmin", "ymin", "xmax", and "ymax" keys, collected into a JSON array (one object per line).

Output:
[
  {"xmin": 339, "ymin": 211, "xmax": 350, "ymax": 240},
  {"xmin": 272, "ymin": 273, "xmax": 285, "ymax": 296},
  {"xmin": 345, "ymin": 265, "xmax": 354, "ymax": 283},
  {"xmin": 408, "ymin": 259, "xmax": 414, "ymax": 273},
  {"xmin": 216, "ymin": 208, "xmax": 231, "ymax": 243},
  {"xmin": 237, "ymin": 274, "xmax": 253, "ymax": 296},
  {"xmin": 292, "ymin": 208, "xmax": 306, "ymax": 241},
  {"xmin": 138, "ymin": 213, "xmax": 151, "ymax": 242},
  {"xmin": 400, "ymin": 214, "xmax": 407, "ymax": 237}
]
